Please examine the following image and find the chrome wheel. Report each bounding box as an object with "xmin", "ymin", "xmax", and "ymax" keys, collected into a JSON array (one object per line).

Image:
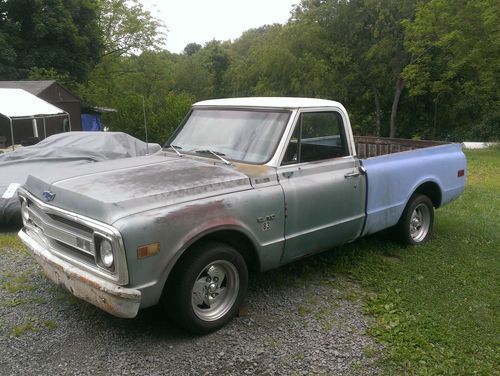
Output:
[
  {"xmin": 165, "ymin": 241, "xmax": 248, "ymax": 334},
  {"xmin": 409, "ymin": 203, "xmax": 431, "ymax": 242},
  {"xmin": 191, "ymin": 260, "xmax": 240, "ymax": 322}
]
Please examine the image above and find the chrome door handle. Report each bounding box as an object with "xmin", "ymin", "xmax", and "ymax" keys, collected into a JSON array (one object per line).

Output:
[{"xmin": 344, "ymin": 171, "xmax": 360, "ymax": 179}]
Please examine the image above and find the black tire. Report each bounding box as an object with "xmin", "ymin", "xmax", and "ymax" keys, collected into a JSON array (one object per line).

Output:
[
  {"xmin": 164, "ymin": 241, "xmax": 248, "ymax": 334},
  {"xmin": 396, "ymin": 194, "xmax": 434, "ymax": 245}
]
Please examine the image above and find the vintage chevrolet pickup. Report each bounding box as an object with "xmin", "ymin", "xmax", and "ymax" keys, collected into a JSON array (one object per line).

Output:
[{"xmin": 18, "ymin": 97, "xmax": 466, "ymax": 333}]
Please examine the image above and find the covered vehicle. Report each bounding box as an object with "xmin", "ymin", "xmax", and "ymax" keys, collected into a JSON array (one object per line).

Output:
[{"xmin": 0, "ymin": 132, "xmax": 160, "ymax": 224}]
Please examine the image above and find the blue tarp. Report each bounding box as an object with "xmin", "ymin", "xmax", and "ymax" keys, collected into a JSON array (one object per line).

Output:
[{"xmin": 81, "ymin": 113, "xmax": 101, "ymax": 131}]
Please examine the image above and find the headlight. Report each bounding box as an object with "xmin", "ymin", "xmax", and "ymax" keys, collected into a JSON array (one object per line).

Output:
[
  {"xmin": 99, "ymin": 238, "xmax": 114, "ymax": 268},
  {"xmin": 21, "ymin": 200, "xmax": 29, "ymax": 222}
]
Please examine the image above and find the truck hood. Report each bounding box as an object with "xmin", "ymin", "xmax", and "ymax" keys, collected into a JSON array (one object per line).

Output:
[{"xmin": 23, "ymin": 154, "xmax": 252, "ymax": 224}]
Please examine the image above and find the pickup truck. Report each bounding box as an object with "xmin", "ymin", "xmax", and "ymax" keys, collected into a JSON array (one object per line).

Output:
[{"xmin": 17, "ymin": 97, "xmax": 466, "ymax": 333}]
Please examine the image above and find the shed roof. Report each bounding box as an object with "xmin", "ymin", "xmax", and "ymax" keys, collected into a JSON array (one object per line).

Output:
[
  {"xmin": 0, "ymin": 88, "xmax": 66, "ymax": 118},
  {"xmin": 0, "ymin": 80, "xmax": 56, "ymax": 95}
]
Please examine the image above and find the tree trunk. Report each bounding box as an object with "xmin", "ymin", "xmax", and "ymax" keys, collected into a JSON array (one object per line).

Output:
[
  {"xmin": 390, "ymin": 77, "xmax": 405, "ymax": 138},
  {"xmin": 370, "ymin": 79, "xmax": 381, "ymax": 136}
]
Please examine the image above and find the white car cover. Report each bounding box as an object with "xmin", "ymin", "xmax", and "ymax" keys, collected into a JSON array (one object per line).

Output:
[{"xmin": 0, "ymin": 132, "xmax": 161, "ymax": 224}]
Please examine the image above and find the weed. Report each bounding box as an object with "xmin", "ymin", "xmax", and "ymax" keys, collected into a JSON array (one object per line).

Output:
[
  {"xmin": 297, "ymin": 305, "xmax": 313, "ymax": 317},
  {"xmin": 265, "ymin": 338, "xmax": 280, "ymax": 348},
  {"xmin": 41, "ymin": 320, "xmax": 58, "ymax": 329},
  {"xmin": 321, "ymin": 320, "xmax": 333, "ymax": 332},
  {"xmin": 1, "ymin": 297, "xmax": 46, "ymax": 307},
  {"xmin": 11, "ymin": 322, "xmax": 36, "ymax": 337},
  {"xmin": 9, "ymin": 316, "xmax": 58, "ymax": 337},
  {"xmin": 0, "ymin": 233, "xmax": 23, "ymax": 250}
]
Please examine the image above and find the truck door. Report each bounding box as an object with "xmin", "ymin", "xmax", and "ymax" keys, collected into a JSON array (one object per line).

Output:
[{"xmin": 278, "ymin": 110, "xmax": 366, "ymax": 263}]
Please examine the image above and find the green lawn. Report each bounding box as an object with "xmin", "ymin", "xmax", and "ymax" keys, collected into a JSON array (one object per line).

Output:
[{"xmin": 327, "ymin": 147, "xmax": 499, "ymax": 375}]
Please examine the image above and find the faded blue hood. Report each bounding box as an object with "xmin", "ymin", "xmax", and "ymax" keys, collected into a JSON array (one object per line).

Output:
[{"xmin": 23, "ymin": 154, "xmax": 252, "ymax": 224}]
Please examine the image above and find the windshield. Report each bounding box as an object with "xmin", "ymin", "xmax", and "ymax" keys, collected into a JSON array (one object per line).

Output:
[{"xmin": 167, "ymin": 108, "xmax": 291, "ymax": 164}]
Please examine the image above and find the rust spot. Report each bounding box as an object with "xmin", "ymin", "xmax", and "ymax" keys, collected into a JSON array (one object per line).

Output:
[
  {"xmin": 354, "ymin": 136, "xmax": 447, "ymax": 158},
  {"xmin": 178, "ymin": 216, "xmax": 241, "ymax": 251},
  {"xmin": 22, "ymin": 230, "xmax": 141, "ymax": 318},
  {"xmin": 155, "ymin": 200, "xmax": 226, "ymax": 224},
  {"xmin": 77, "ymin": 273, "xmax": 103, "ymax": 291},
  {"xmin": 233, "ymin": 162, "xmax": 273, "ymax": 177}
]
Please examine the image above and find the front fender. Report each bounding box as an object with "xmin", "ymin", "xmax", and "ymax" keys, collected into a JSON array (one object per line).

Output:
[{"xmin": 113, "ymin": 185, "xmax": 285, "ymax": 309}]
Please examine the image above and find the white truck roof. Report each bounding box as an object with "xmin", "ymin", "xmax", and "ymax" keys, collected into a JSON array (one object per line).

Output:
[{"xmin": 194, "ymin": 97, "xmax": 344, "ymax": 109}]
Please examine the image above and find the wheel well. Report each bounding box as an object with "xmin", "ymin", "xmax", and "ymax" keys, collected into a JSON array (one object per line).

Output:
[
  {"xmin": 413, "ymin": 182, "xmax": 442, "ymax": 208},
  {"xmin": 174, "ymin": 230, "xmax": 260, "ymax": 274}
]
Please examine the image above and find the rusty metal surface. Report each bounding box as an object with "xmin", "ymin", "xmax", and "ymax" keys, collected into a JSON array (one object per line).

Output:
[
  {"xmin": 354, "ymin": 136, "xmax": 448, "ymax": 159},
  {"xmin": 18, "ymin": 228, "xmax": 141, "ymax": 318},
  {"xmin": 22, "ymin": 153, "xmax": 252, "ymax": 224}
]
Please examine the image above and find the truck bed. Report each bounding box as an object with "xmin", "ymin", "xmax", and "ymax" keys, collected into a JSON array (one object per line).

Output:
[
  {"xmin": 357, "ymin": 140, "xmax": 466, "ymax": 237},
  {"xmin": 354, "ymin": 136, "xmax": 448, "ymax": 159}
]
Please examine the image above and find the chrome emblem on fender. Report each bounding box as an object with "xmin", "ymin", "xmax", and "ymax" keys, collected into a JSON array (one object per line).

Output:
[
  {"xmin": 42, "ymin": 190, "xmax": 56, "ymax": 202},
  {"xmin": 257, "ymin": 214, "xmax": 276, "ymax": 232}
]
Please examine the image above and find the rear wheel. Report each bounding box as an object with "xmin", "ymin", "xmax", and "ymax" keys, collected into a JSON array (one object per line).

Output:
[
  {"xmin": 397, "ymin": 194, "xmax": 434, "ymax": 245},
  {"xmin": 164, "ymin": 241, "xmax": 248, "ymax": 334}
]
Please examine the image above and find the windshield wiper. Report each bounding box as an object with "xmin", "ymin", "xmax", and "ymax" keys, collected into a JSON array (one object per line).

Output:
[
  {"xmin": 166, "ymin": 144, "xmax": 183, "ymax": 157},
  {"xmin": 195, "ymin": 149, "xmax": 232, "ymax": 166}
]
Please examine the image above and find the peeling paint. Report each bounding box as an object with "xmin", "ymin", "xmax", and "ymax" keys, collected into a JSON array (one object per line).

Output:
[{"xmin": 18, "ymin": 229, "xmax": 141, "ymax": 318}]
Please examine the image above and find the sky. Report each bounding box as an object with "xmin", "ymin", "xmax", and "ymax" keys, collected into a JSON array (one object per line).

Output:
[{"xmin": 139, "ymin": 0, "xmax": 298, "ymax": 53}]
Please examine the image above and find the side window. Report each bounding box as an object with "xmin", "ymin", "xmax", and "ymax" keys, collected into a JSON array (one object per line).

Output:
[{"xmin": 282, "ymin": 112, "xmax": 349, "ymax": 165}]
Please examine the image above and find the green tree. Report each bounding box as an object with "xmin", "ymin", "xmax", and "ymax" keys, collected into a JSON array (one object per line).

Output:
[
  {"xmin": 0, "ymin": 0, "xmax": 102, "ymax": 81},
  {"xmin": 101, "ymin": 90, "xmax": 193, "ymax": 143},
  {"xmin": 291, "ymin": 0, "xmax": 418, "ymax": 137},
  {"xmin": 79, "ymin": 0, "xmax": 171, "ymax": 139},
  {"xmin": 28, "ymin": 67, "xmax": 78, "ymax": 91},
  {"xmin": 0, "ymin": 1, "xmax": 18, "ymax": 79},
  {"xmin": 225, "ymin": 25, "xmax": 287, "ymax": 96},
  {"xmin": 403, "ymin": 0, "xmax": 500, "ymax": 140},
  {"xmin": 183, "ymin": 42, "xmax": 202, "ymax": 56},
  {"xmin": 172, "ymin": 53, "xmax": 213, "ymax": 99},
  {"xmin": 97, "ymin": 0, "xmax": 165, "ymax": 58},
  {"xmin": 202, "ymin": 40, "xmax": 231, "ymax": 98},
  {"xmin": 80, "ymin": 51, "xmax": 193, "ymax": 143}
]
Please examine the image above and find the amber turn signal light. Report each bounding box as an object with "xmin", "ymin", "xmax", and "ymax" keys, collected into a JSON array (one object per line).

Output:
[{"xmin": 137, "ymin": 242, "xmax": 160, "ymax": 259}]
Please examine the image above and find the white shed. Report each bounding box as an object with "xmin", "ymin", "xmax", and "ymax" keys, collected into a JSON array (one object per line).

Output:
[{"xmin": 0, "ymin": 88, "xmax": 71, "ymax": 150}]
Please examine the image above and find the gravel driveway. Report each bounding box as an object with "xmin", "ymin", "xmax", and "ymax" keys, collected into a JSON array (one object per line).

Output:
[{"xmin": 0, "ymin": 231, "xmax": 380, "ymax": 375}]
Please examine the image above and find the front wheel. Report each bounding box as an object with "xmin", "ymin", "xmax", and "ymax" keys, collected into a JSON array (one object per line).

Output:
[
  {"xmin": 397, "ymin": 194, "xmax": 434, "ymax": 245},
  {"xmin": 164, "ymin": 241, "xmax": 248, "ymax": 334}
]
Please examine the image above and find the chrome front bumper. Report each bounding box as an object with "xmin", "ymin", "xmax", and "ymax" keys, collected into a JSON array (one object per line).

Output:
[{"xmin": 19, "ymin": 228, "xmax": 141, "ymax": 319}]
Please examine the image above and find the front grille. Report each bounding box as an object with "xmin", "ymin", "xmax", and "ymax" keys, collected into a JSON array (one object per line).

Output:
[
  {"xmin": 19, "ymin": 189, "xmax": 129, "ymax": 285},
  {"xmin": 27, "ymin": 199, "xmax": 96, "ymax": 260},
  {"xmin": 54, "ymin": 239, "xmax": 96, "ymax": 264},
  {"xmin": 47, "ymin": 213, "xmax": 94, "ymax": 233}
]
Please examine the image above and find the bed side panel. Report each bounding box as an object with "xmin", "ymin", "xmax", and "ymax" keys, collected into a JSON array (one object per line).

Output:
[{"xmin": 361, "ymin": 143, "xmax": 466, "ymax": 236}]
